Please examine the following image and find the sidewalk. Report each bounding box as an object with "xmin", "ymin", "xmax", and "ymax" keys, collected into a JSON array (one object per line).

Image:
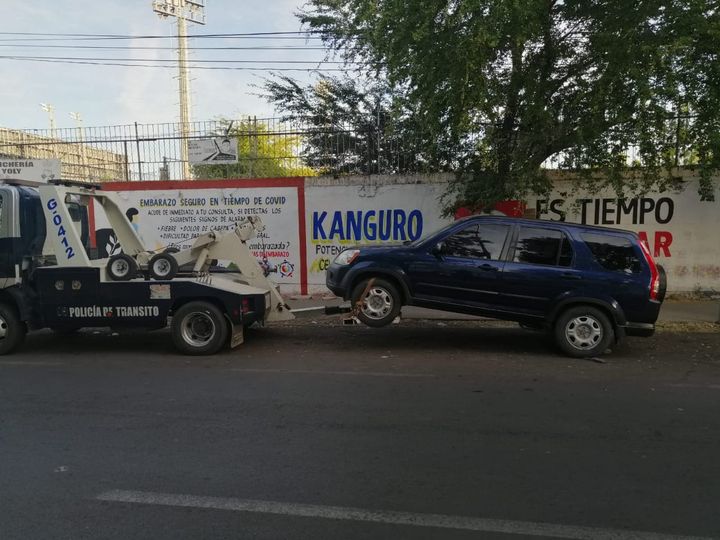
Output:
[{"xmin": 288, "ymin": 296, "xmax": 719, "ymax": 324}]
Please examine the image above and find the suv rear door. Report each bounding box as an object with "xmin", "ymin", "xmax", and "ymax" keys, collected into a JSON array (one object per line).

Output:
[
  {"xmin": 576, "ymin": 232, "xmax": 652, "ymax": 322},
  {"xmin": 500, "ymin": 225, "xmax": 579, "ymax": 316}
]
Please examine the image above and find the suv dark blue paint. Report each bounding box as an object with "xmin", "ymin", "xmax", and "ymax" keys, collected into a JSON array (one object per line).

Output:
[{"xmin": 326, "ymin": 216, "xmax": 666, "ymax": 357}]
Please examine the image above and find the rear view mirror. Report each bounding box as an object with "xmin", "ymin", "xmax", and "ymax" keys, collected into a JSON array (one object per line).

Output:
[{"xmin": 431, "ymin": 242, "xmax": 444, "ymax": 258}]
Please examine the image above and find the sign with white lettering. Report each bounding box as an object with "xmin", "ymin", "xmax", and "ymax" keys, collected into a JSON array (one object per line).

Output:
[
  {"xmin": 0, "ymin": 159, "xmax": 60, "ymax": 183},
  {"xmin": 188, "ymin": 138, "xmax": 238, "ymax": 164}
]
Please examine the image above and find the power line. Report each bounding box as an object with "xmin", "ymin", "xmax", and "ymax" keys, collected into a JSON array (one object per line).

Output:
[
  {"xmin": 0, "ymin": 44, "xmax": 331, "ymax": 50},
  {"xmin": 0, "ymin": 54, "xmax": 351, "ymax": 64},
  {"xmin": 0, "ymin": 31, "xmax": 325, "ymax": 42},
  {"xmin": 0, "ymin": 31, "xmax": 318, "ymax": 37},
  {"xmin": 0, "ymin": 56, "xmax": 353, "ymax": 72}
]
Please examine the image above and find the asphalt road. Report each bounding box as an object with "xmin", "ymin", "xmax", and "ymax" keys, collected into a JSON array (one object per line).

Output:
[{"xmin": 1, "ymin": 320, "xmax": 719, "ymax": 540}]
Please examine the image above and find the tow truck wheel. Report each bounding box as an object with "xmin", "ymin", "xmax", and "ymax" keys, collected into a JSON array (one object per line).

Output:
[
  {"xmin": 0, "ymin": 303, "xmax": 26, "ymax": 355},
  {"xmin": 107, "ymin": 254, "xmax": 137, "ymax": 281},
  {"xmin": 149, "ymin": 253, "xmax": 179, "ymax": 280},
  {"xmin": 171, "ymin": 301, "xmax": 228, "ymax": 355}
]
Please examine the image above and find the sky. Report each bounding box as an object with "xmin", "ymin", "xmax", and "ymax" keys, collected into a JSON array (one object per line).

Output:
[{"xmin": 0, "ymin": 0, "xmax": 330, "ymax": 130}]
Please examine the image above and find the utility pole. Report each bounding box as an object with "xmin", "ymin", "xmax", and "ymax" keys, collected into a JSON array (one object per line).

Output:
[
  {"xmin": 70, "ymin": 112, "xmax": 88, "ymax": 180},
  {"xmin": 152, "ymin": 0, "xmax": 206, "ymax": 180},
  {"xmin": 40, "ymin": 103, "xmax": 58, "ymax": 157}
]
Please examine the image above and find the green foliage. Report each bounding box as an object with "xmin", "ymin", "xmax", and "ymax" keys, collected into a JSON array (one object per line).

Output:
[
  {"xmin": 192, "ymin": 119, "xmax": 315, "ymax": 179},
  {"xmin": 262, "ymin": 75, "xmax": 445, "ymax": 175},
  {"xmin": 300, "ymin": 0, "xmax": 720, "ymax": 206}
]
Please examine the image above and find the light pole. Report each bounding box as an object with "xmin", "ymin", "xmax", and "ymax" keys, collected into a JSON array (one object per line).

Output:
[
  {"xmin": 152, "ymin": 0, "xmax": 206, "ymax": 180},
  {"xmin": 40, "ymin": 103, "xmax": 57, "ymax": 157},
  {"xmin": 70, "ymin": 112, "xmax": 88, "ymax": 180}
]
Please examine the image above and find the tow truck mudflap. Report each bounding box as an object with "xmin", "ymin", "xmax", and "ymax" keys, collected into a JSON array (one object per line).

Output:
[{"xmin": 229, "ymin": 322, "xmax": 244, "ymax": 348}]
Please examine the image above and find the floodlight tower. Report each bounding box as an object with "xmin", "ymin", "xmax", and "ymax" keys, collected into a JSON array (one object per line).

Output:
[
  {"xmin": 40, "ymin": 103, "xmax": 58, "ymax": 157},
  {"xmin": 152, "ymin": 0, "xmax": 206, "ymax": 179},
  {"xmin": 70, "ymin": 112, "xmax": 88, "ymax": 179}
]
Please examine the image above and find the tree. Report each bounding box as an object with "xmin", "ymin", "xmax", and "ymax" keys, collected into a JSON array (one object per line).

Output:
[
  {"xmin": 192, "ymin": 119, "xmax": 315, "ymax": 179},
  {"xmin": 262, "ymin": 75, "xmax": 444, "ymax": 175},
  {"xmin": 300, "ymin": 0, "xmax": 720, "ymax": 205}
]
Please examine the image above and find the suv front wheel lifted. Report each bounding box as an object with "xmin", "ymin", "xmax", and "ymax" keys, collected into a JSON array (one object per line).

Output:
[
  {"xmin": 351, "ymin": 278, "xmax": 402, "ymax": 328},
  {"xmin": 554, "ymin": 306, "xmax": 614, "ymax": 358}
]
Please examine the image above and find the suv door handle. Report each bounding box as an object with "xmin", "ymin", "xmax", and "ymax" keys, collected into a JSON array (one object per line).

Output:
[
  {"xmin": 561, "ymin": 273, "xmax": 582, "ymax": 280},
  {"xmin": 478, "ymin": 263, "xmax": 498, "ymax": 272}
]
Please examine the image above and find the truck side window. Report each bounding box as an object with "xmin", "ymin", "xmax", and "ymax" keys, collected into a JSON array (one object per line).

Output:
[{"xmin": 0, "ymin": 192, "xmax": 7, "ymax": 238}]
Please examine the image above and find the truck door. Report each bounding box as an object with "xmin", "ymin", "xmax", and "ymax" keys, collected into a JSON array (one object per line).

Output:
[{"xmin": 0, "ymin": 187, "xmax": 17, "ymax": 278}]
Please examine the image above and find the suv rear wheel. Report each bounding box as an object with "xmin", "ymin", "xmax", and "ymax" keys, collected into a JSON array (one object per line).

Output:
[
  {"xmin": 351, "ymin": 278, "xmax": 402, "ymax": 328},
  {"xmin": 554, "ymin": 306, "xmax": 614, "ymax": 358}
]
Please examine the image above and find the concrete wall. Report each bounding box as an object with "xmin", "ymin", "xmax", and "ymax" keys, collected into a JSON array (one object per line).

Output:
[{"xmin": 94, "ymin": 171, "xmax": 720, "ymax": 294}]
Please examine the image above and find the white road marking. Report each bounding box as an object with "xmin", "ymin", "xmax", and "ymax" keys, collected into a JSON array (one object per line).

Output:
[
  {"xmin": 96, "ymin": 490, "xmax": 712, "ymax": 540},
  {"xmin": 0, "ymin": 360, "xmax": 64, "ymax": 367},
  {"xmin": 666, "ymin": 383, "xmax": 720, "ymax": 390},
  {"xmin": 230, "ymin": 368, "xmax": 435, "ymax": 378}
]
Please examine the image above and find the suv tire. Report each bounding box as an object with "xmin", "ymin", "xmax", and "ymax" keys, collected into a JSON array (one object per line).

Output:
[
  {"xmin": 0, "ymin": 303, "xmax": 27, "ymax": 355},
  {"xmin": 171, "ymin": 301, "xmax": 228, "ymax": 355},
  {"xmin": 554, "ymin": 306, "xmax": 614, "ymax": 358},
  {"xmin": 351, "ymin": 278, "xmax": 402, "ymax": 328}
]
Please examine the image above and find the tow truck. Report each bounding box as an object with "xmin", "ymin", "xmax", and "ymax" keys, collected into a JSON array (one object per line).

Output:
[{"xmin": 0, "ymin": 178, "xmax": 295, "ymax": 355}]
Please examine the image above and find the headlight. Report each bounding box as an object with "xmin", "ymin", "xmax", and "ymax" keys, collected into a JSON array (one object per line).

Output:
[{"xmin": 334, "ymin": 249, "xmax": 360, "ymax": 266}]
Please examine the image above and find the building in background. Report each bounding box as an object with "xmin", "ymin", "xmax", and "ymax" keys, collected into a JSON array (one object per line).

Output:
[{"xmin": 0, "ymin": 127, "xmax": 127, "ymax": 182}]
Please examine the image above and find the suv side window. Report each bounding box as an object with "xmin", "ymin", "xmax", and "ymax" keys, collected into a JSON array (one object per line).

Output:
[
  {"xmin": 582, "ymin": 233, "xmax": 641, "ymax": 274},
  {"xmin": 442, "ymin": 223, "xmax": 510, "ymax": 260},
  {"xmin": 513, "ymin": 227, "xmax": 573, "ymax": 267}
]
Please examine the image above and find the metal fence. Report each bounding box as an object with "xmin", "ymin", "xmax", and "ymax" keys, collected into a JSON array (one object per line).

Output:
[
  {"xmin": 0, "ymin": 116, "xmax": 696, "ymax": 182},
  {"xmin": 0, "ymin": 118, "xmax": 432, "ymax": 182}
]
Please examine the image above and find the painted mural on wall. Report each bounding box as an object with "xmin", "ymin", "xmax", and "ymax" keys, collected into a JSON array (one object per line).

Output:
[
  {"xmin": 305, "ymin": 183, "xmax": 450, "ymax": 285},
  {"xmin": 93, "ymin": 182, "xmax": 302, "ymax": 292},
  {"xmin": 94, "ymin": 176, "xmax": 720, "ymax": 294},
  {"xmin": 527, "ymin": 181, "xmax": 720, "ymax": 292}
]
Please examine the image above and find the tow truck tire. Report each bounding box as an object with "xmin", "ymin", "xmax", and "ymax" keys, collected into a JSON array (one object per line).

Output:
[
  {"xmin": 149, "ymin": 253, "xmax": 179, "ymax": 281},
  {"xmin": 0, "ymin": 303, "xmax": 26, "ymax": 355},
  {"xmin": 171, "ymin": 301, "xmax": 228, "ymax": 356},
  {"xmin": 351, "ymin": 277, "xmax": 402, "ymax": 328},
  {"xmin": 107, "ymin": 254, "xmax": 137, "ymax": 281}
]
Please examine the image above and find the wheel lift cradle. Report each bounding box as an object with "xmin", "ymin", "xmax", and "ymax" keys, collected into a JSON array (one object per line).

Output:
[{"xmin": 0, "ymin": 178, "xmax": 295, "ymax": 355}]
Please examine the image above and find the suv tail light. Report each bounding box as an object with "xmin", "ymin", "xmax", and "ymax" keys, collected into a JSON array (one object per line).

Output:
[{"xmin": 639, "ymin": 240, "xmax": 661, "ymax": 301}]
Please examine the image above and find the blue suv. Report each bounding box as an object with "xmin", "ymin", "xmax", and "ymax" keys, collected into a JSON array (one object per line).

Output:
[{"xmin": 326, "ymin": 216, "xmax": 666, "ymax": 357}]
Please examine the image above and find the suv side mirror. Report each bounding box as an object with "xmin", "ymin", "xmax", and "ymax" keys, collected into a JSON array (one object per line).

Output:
[{"xmin": 431, "ymin": 242, "xmax": 444, "ymax": 258}]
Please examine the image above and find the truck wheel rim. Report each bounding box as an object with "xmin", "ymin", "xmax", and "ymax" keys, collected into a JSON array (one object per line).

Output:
[
  {"xmin": 0, "ymin": 315, "xmax": 7, "ymax": 339},
  {"xmin": 111, "ymin": 259, "xmax": 129, "ymax": 277},
  {"xmin": 565, "ymin": 316, "xmax": 602, "ymax": 350},
  {"xmin": 181, "ymin": 312, "xmax": 216, "ymax": 347},
  {"xmin": 362, "ymin": 287, "xmax": 393, "ymax": 320},
  {"xmin": 153, "ymin": 258, "xmax": 171, "ymax": 277}
]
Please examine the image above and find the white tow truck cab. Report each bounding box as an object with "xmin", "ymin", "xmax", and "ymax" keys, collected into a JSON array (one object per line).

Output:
[{"xmin": 0, "ymin": 178, "xmax": 294, "ymax": 355}]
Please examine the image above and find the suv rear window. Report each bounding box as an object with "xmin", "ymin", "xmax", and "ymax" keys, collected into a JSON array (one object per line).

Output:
[
  {"xmin": 582, "ymin": 233, "xmax": 641, "ymax": 274},
  {"xmin": 513, "ymin": 227, "xmax": 573, "ymax": 267}
]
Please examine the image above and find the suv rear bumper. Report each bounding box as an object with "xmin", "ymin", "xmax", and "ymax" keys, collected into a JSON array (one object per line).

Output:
[{"xmin": 624, "ymin": 322, "xmax": 656, "ymax": 337}]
